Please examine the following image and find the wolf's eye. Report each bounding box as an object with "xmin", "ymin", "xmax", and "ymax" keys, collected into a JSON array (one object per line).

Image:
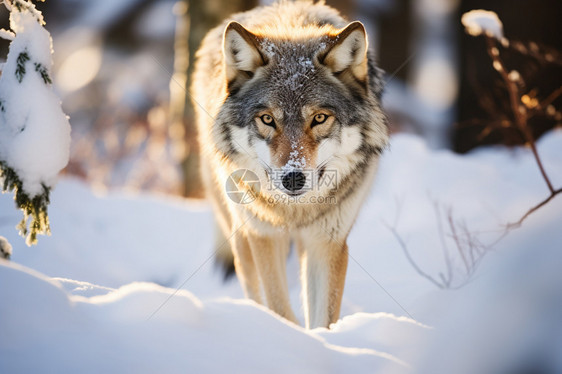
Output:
[
  {"xmin": 311, "ymin": 113, "xmax": 328, "ymax": 127},
  {"xmin": 260, "ymin": 114, "xmax": 275, "ymax": 127}
]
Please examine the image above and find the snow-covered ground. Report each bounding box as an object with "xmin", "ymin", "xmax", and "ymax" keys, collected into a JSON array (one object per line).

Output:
[{"xmin": 1, "ymin": 131, "xmax": 562, "ymax": 373}]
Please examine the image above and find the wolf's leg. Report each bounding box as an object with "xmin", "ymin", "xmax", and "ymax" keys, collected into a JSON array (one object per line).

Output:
[
  {"xmin": 247, "ymin": 233, "xmax": 298, "ymax": 324},
  {"xmin": 298, "ymin": 237, "xmax": 348, "ymax": 328},
  {"xmin": 230, "ymin": 231, "xmax": 262, "ymax": 304}
]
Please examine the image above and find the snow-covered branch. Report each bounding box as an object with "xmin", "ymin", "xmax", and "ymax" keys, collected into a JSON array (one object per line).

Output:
[
  {"xmin": 0, "ymin": 0, "xmax": 71, "ymax": 246},
  {"xmin": 0, "ymin": 28, "xmax": 15, "ymax": 41},
  {"xmin": 462, "ymin": 9, "xmax": 562, "ymax": 227},
  {"xmin": 461, "ymin": 9, "xmax": 506, "ymax": 44},
  {"xmin": 0, "ymin": 236, "xmax": 12, "ymax": 259}
]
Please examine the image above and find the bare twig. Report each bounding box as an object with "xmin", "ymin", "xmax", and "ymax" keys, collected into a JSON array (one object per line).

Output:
[
  {"xmin": 446, "ymin": 208, "xmax": 470, "ymax": 275},
  {"xmin": 384, "ymin": 199, "xmax": 499, "ymax": 290},
  {"xmin": 510, "ymin": 40, "xmax": 562, "ymax": 67},
  {"xmin": 485, "ymin": 36, "xmax": 555, "ymax": 194},
  {"xmin": 484, "ymin": 35, "xmax": 562, "ymax": 225},
  {"xmin": 535, "ymin": 86, "xmax": 562, "ymax": 113},
  {"xmin": 382, "ymin": 219, "xmax": 446, "ymax": 290},
  {"xmin": 433, "ymin": 202, "xmax": 453, "ymax": 287},
  {"xmin": 507, "ymin": 187, "xmax": 562, "ymax": 228}
]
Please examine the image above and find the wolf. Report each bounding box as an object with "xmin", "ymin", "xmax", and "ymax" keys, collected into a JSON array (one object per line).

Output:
[{"xmin": 191, "ymin": 0, "xmax": 388, "ymax": 329}]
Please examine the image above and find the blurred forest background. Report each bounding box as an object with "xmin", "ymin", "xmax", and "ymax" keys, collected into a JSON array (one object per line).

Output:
[{"xmin": 0, "ymin": 0, "xmax": 560, "ymax": 197}]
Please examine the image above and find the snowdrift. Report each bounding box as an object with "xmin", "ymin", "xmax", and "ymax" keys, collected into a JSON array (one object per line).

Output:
[{"xmin": 1, "ymin": 132, "xmax": 561, "ymax": 373}]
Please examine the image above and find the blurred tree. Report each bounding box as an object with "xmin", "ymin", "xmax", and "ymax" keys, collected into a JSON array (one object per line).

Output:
[
  {"xmin": 169, "ymin": 0, "xmax": 257, "ymax": 198},
  {"xmin": 325, "ymin": 0, "xmax": 355, "ymax": 19},
  {"xmin": 373, "ymin": 0, "xmax": 412, "ymax": 83}
]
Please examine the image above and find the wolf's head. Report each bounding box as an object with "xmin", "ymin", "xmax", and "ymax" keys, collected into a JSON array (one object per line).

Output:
[{"xmin": 215, "ymin": 20, "xmax": 387, "ymax": 200}]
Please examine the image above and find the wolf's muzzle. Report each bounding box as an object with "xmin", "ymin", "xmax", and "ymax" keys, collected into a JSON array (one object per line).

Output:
[{"xmin": 282, "ymin": 171, "xmax": 306, "ymax": 194}]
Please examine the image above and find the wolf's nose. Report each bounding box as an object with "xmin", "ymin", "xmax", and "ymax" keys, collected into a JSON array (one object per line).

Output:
[{"xmin": 282, "ymin": 171, "xmax": 306, "ymax": 192}]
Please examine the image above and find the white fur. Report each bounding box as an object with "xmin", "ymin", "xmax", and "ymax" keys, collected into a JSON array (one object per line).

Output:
[
  {"xmin": 315, "ymin": 127, "xmax": 362, "ymax": 194},
  {"xmin": 254, "ymin": 139, "xmax": 272, "ymax": 168},
  {"xmin": 339, "ymin": 126, "xmax": 362, "ymax": 155},
  {"xmin": 230, "ymin": 126, "xmax": 251, "ymax": 155},
  {"xmin": 317, "ymin": 138, "xmax": 338, "ymax": 166},
  {"xmin": 317, "ymin": 126, "xmax": 361, "ymax": 166}
]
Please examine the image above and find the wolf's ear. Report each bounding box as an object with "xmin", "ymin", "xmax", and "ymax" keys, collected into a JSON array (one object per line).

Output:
[
  {"xmin": 223, "ymin": 21, "xmax": 265, "ymax": 88},
  {"xmin": 321, "ymin": 21, "xmax": 368, "ymax": 82}
]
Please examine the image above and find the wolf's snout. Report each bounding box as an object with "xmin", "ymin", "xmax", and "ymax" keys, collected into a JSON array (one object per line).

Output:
[{"xmin": 282, "ymin": 171, "xmax": 306, "ymax": 193}]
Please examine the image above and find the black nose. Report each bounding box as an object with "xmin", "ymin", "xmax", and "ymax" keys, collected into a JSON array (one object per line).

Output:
[{"xmin": 282, "ymin": 171, "xmax": 306, "ymax": 192}]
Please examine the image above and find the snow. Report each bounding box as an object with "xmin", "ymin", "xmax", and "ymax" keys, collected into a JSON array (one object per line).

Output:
[
  {"xmin": 0, "ymin": 28, "xmax": 15, "ymax": 41},
  {"xmin": 0, "ymin": 236, "xmax": 12, "ymax": 258},
  {"xmin": 461, "ymin": 10, "xmax": 504, "ymax": 41},
  {"xmin": 415, "ymin": 219, "xmax": 562, "ymax": 374},
  {"xmin": 282, "ymin": 148, "xmax": 307, "ymax": 172},
  {"xmin": 0, "ymin": 3, "xmax": 71, "ymax": 196},
  {"xmin": 0, "ymin": 260, "xmax": 406, "ymax": 373},
  {"xmin": 261, "ymin": 39, "xmax": 276, "ymax": 56},
  {"xmin": 1, "ymin": 130, "xmax": 562, "ymax": 372}
]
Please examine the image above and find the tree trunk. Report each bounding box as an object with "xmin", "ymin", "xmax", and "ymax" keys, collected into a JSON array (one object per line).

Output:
[{"xmin": 169, "ymin": 0, "xmax": 257, "ymax": 198}]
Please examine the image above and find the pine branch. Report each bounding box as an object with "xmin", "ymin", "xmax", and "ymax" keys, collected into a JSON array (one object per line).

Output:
[
  {"xmin": 15, "ymin": 51, "xmax": 29, "ymax": 83},
  {"xmin": 13, "ymin": 0, "xmax": 24, "ymax": 12},
  {"xmin": 0, "ymin": 160, "xmax": 51, "ymax": 245},
  {"xmin": 34, "ymin": 62, "xmax": 51, "ymax": 84}
]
